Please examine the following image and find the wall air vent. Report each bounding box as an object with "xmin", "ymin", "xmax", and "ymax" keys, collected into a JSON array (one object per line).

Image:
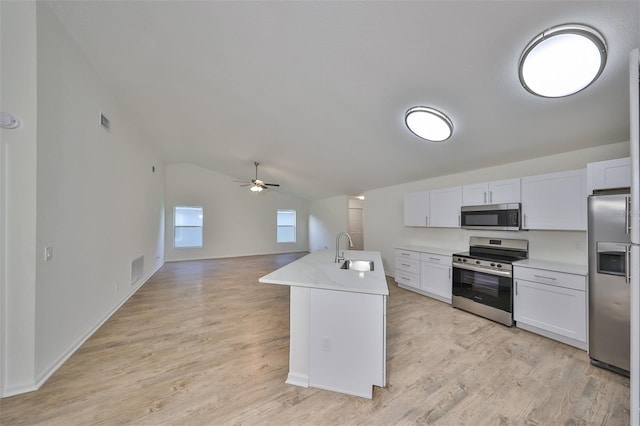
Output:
[
  {"xmin": 100, "ymin": 112, "xmax": 110, "ymax": 130},
  {"xmin": 131, "ymin": 255, "xmax": 144, "ymax": 285}
]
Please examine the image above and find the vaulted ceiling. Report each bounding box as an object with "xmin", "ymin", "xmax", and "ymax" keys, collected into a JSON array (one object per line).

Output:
[{"xmin": 47, "ymin": 1, "xmax": 640, "ymax": 200}]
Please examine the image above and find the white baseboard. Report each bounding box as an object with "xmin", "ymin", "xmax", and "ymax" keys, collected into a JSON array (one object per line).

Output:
[
  {"xmin": 308, "ymin": 381, "xmax": 373, "ymax": 399},
  {"xmin": 397, "ymin": 282, "xmax": 452, "ymax": 304},
  {"xmin": 516, "ymin": 321, "xmax": 587, "ymax": 351},
  {"xmin": 2, "ymin": 262, "xmax": 164, "ymax": 398},
  {"xmin": 2, "ymin": 381, "xmax": 39, "ymax": 398},
  {"xmin": 285, "ymin": 372, "xmax": 309, "ymax": 388}
]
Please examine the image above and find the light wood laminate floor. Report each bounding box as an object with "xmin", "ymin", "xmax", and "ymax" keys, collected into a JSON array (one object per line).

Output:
[{"xmin": 0, "ymin": 253, "xmax": 630, "ymax": 425}]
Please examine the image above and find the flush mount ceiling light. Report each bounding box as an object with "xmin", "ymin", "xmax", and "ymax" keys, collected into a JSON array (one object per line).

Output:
[
  {"xmin": 405, "ymin": 106, "xmax": 453, "ymax": 142},
  {"xmin": 518, "ymin": 24, "xmax": 607, "ymax": 98}
]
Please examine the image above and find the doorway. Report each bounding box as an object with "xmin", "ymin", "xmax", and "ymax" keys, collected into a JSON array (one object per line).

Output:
[{"xmin": 348, "ymin": 196, "xmax": 364, "ymax": 250}]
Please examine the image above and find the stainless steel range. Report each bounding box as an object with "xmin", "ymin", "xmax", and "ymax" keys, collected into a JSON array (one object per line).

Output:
[{"xmin": 452, "ymin": 236, "xmax": 528, "ymax": 326}]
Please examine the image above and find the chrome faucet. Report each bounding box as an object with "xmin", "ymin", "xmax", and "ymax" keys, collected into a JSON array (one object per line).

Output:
[{"xmin": 335, "ymin": 232, "xmax": 354, "ymax": 263}]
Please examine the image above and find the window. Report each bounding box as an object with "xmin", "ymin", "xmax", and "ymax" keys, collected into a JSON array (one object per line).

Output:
[
  {"xmin": 277, "ymin": 209, "xmax": 296, "ymax": 243},
  {"xmin": 174, "ymin": 206, "xmax": 203, "ymax": 248}
]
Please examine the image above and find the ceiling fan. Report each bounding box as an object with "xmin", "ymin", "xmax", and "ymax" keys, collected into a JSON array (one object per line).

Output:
[{"xmin": 235, "ymin": 162, "xmax": 280, "ymax": 192}]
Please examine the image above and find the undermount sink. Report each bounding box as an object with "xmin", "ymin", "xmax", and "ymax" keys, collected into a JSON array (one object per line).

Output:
[{"xmin": 340, "ymin": 260, "xmax": 374, "ymax": 272}]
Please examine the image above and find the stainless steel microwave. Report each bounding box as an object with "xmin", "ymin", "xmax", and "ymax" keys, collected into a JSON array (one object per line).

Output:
[{"xmin": 460, "ymin": 203, "xmax": 521, "ymax": 231}]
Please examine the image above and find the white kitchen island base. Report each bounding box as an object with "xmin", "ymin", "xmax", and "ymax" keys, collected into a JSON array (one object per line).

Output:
[{"xmin": 260, "ymin": 250, "xmax": 388, "ymax": 399}]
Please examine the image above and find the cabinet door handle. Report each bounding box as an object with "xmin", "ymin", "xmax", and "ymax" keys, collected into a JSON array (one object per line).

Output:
[
  {"xmin": 426, "ymin": 215, "xmax": 429, "ymax": 226},
  {"xmin": 401, "ymin": 252, "xmax": 410, "ymax": 257},
  {"xmin": 523, "ymin": 213, "xmax": 527, "ymax": 228},
  {"xmin": 428, "ymin": 257, "xmax": 440, "ymax": 261},
  {"xmin": 401, "ymin": 263, "xmax": 411, "ymax": 267},
  {"xmin": 458, "ymin": 215, "xmax": 461, "ymax": 226},
  {"xmin": 448, "ymin": 268, "xmax": 451, "ymax": 279},
  {"xmin": 484, "ymin": 192, "xmax": 487, "ymax": 204},
  {"xmin": 515, "ymin": 280, "xmax": 518, "ymax": 295},
  {"xmin": 489, "ymin": 191, "xmax": 493, "ymax": 203},
  {"xmin": 533, "ymin": 274, "xmax": 557, "ymax": 281}
]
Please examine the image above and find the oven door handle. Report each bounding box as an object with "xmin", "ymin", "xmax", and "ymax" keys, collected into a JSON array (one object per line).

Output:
[{"xmin": 452, "ymin": 263, "xmax": 512, "ymax": 277}]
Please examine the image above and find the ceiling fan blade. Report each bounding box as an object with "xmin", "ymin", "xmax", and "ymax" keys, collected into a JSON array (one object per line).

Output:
[{"xmin": 237, "ymin": 162, "xmax": 279, "ymax": 192}]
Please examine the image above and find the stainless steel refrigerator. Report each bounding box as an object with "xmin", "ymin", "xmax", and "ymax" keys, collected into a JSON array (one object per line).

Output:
[
  {"xmin": 628, "ymin": 47, "xmax": 639, "ymax": 426},
  {"xmin": 588, "ymin": 192, "xmax": 631, "ymax": 374}
]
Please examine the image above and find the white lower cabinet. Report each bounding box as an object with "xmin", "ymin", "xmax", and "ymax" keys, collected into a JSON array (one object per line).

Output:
[
  {"xmin": 420, "ymin": 253, "xmax": 452, "ymax": 303},
  {"xmin": 395, "ymin": 247, "xmax": 452, "ymax": 303},
  {"xmin": 394, "ymin": 249, "xmax": 420, "ymax": 290},
  {"xmin": 513, "ymin": 264, "xmax": 587, "ymax": 350}
]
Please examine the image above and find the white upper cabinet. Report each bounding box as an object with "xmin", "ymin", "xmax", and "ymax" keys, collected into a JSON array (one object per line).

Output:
[
  {"xmin": 429, "ymin": 186, "xmax": 462, "ymax": 228},
  {"xmin": 521, "ymin": 169, "xmax": 587, "ymax": 230},
  {"xmin": 586, "ymin": 157, "xmax": 631, "ymax": 194},
  {"xmin": 404, "ymin": 191, "xmax": 429, "ymax": 227},
  {"xmin": 462, "ymin": 183, "xmax": 489, "ymax": 206},
  {"xmin": 404, "ymin": 187, "xmax": 461, "ymax": 227},
  {"xmin": 462, "ymin": 178, "xmax": 521, "ymax": 206},
  {"xmin": 490, "ymin": 178, "xmax": 522, "ymax": 204}
]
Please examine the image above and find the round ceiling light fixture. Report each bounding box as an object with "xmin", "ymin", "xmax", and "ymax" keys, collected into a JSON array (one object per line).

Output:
[
  {"xmin": 405, "ymin": 106, "xmax": 453, "ymax": 142},
  {"xmin": 518, "ymin": 24, "xmax": 607, "ymax": 98}
]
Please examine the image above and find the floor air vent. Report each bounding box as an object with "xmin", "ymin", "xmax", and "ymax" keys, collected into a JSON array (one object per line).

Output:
[{"xmin": 131, "ymin": 256, "xmax": 144, "ymax": 285}]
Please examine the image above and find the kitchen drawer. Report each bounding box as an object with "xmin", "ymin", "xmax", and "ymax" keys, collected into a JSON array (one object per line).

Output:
[
  {"xmin": 395, "ymin": 249, "xmax": 420, "ymax": 262},
  {"xmin": 395, "ymin": 258, "xmax": 420, "ymax": 275},
  {"xmin": 395, "ymin": 270, "xmax": 420, "ymax": 289},
  {"xmin": 514, "ymin": 266, "xmax": 586, "ymax": 292},
  {"xmin": 420, "ymin": 252, "xmax": 452, "ymax": 265}
]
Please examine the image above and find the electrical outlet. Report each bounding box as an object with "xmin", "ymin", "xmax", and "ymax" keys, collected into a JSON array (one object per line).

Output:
[
  {"xmin": 44, "ymin": 246, "xmax": 53, "ymax": 261},
  {"xmin": 321, "ymin": 336, "xmax": 330, "ymax": 352}
]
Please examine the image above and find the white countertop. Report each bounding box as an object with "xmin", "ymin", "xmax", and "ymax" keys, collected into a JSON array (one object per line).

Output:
[
  {"xmin": 395, "ymin": 245, "xmax": 458, "ymax": 256},
  {"xmin": 514, "ymin": 258, "xmax": 588, "ymax": 276},
  {"xmin": 259, "ymin": 249, "xmax": 389, "ymax": 296}
]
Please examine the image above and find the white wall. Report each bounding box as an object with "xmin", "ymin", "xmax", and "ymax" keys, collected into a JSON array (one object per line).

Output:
[
  {"xmin": 0, "ymin": 0, "xmax": 38, "ymax": 396},
  {"xmin": 364, "ymin": 142, "xmax": 630, "ymax": 274},
  {"xmin": 165, "ymin": 163, "xmax": 308, "ymax": 261},
  {"xmin": 309, "ymin": 195, "xmax": 349, "ymax": 252},
  {"xmin": 0, "ymin": 3, "xmax": 166, "ymax": 396}
]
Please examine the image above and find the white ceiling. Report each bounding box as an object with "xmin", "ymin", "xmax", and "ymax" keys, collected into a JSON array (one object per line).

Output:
[{"xmin": 46, "ymin": 1, "xmax": 640, "ymax": 200}]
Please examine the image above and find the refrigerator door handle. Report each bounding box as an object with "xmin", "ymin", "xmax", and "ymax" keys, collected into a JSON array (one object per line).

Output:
[
  {"xmin": 626, "ymin": 196, "xmax": 632, "ymax": 235},
  {"xmin": 626, "ymin": 244, "xmax": 632, "ymax": 284}
]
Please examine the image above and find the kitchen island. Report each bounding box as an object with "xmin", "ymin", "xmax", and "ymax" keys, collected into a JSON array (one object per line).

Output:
[{"xmin": 259, "ymin": 249, "xmax": 388, "ymax": 399}]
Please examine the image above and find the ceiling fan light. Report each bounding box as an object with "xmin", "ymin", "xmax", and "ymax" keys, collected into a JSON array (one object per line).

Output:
[
  {"xmin": 250, "ymin": 185, "xmax": 263, "ymax": 192},
  {"xmin": 405, "ymin": 106, "xmax": 453, "ymax": 142},
  {"xmin": 518, "ymin": 24, "xmax": 607, "ymax": 98}
]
